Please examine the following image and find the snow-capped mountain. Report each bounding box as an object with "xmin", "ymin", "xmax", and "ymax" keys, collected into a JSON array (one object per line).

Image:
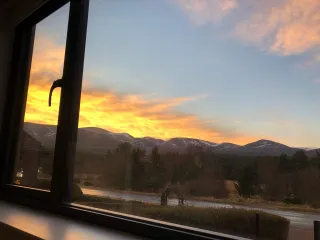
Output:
[
  {"xmin": 243, "ymin": 139, "xmax": 290, "ymax": 149},
  {"xmin": 133, "ymin": 137, "xmax": 164, "ymax": 152},
  {"xmin": 230, "ymin": 140, "xmax": 301, "ymax": 156},
  {"xmin": 23, "ymin": 122, "xmax": 318, "ymax": 156},
  {"xmin": 159, "ymin": 138, "xmax": 218, "ymax": 153},
  {"xmin": 212, "ymin": 143, "xmax": 241, "ymax": 152},
  {"xmin": 24, "ymin": 123, "xmax": 135, "ymax": 151}
]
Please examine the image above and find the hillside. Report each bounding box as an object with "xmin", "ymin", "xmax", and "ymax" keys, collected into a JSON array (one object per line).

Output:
[{"xmin": 23, "ymin": 122, "xmax": 318, "ymax": 156}]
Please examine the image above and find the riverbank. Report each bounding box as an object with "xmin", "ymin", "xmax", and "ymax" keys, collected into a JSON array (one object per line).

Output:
[
  {"xmin": 190, "ymin": 196, "xmax": 320, "ymax": 214},
  {"xmin": 77, "ymin": 194, "xmax": 289, "ymax": 240},
  {"xmin": 80, "ymin": 185, "xmax": 320, "ymax": 214}
]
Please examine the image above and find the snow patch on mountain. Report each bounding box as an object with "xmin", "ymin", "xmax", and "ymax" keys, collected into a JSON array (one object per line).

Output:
[
  {"xmin": 111, "ymin": 132, "xmax": 134, "ymax": 141},
  {"xmin": 23, "ymin": 122, "xmax": 319, "ymax": 156}
]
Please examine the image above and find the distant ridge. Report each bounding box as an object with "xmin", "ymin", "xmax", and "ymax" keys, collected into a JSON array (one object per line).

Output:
[{"xmin": 23, "ymin": 122, "xmax": 319, "ymax": 157}]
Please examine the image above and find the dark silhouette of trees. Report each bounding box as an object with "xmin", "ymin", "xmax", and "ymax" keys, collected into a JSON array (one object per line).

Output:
[
  {"xmin": 146, "ymin": 147, "xmax": 166, "ymax": 191},
  {"xmin": 278, "ymin": 150, "xmax": 309, "ymax": 172},
  {"xmin": 278, "ymin": 153, "xmax": 289, "ymax": 172},
  {"xmin": 184, "ymin": 157, "xmax": 228, "ymax": 198},
  {"xmin": 292, "ymin": 150, "xmax": 309, "ymax": 171},
  {"xmin": 310, "ymin": 149, "xmax": 320, "ymax": 175},
  {"xmin": 92, "ymin": 143, "xmax": 320, "ymax": 207},
  {"xmin": 102, "ymin": 142, "xmax": 133, "ymax": 189},
  {"xmin": 234, "ymin": 162, "xmax": 260, "ymax": 197},
  {"xmin": 130, "ymin": 148, "xmax": 146, "ymax": 190},
  {"xmin": 115, "ymin": 142, "xmax": 132, "ymax": 155}
]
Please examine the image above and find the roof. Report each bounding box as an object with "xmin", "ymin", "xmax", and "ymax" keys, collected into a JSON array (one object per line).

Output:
[{"xmin": 21, "ymin": 130, "xmax": 46, "ymax": 152}]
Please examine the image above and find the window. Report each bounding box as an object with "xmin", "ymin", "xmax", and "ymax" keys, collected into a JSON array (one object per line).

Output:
[
  {"xmin": 2, "ymin": 0, "xmax": 320, "ymax": 240},
  {"xmin": 0, "ymin": 0, "xmax": 88, "ymax": 204},
  {"xmin": 12, "ymin": 3, "xmax": 70, "ymax": 190}
]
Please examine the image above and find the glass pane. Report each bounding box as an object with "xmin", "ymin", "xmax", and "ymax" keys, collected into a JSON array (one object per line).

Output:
[
  {"xmin": 12, "ymin": 4, "xmax": 70, "ymax": 190},
  {"xmin": 73, "ymin": 0, "xmax": 320, "ymax": 239}
]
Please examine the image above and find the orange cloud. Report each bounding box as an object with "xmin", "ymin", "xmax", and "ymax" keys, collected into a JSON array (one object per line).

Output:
[
  {"xmin": 234, "ymin": 0, "xmax": 320, "ymax": 56},
  {"xmin": 30, "ymin": 35, "xmax": 65, "ymax": 81},
  {"xmin": 24, "ymin": 34, "xmax": 256, "ymax": 145},
  {"xmin": 174, "ymin": 0, "xmax": 238, "ymax": 24}
]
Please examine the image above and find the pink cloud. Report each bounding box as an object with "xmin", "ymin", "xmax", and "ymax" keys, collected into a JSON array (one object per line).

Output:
[
  {"xmin": 175, "ymin": 0, "xmax": 238, "ymax": 25},
  {"xmin": 314, "ymin": 54, "xmax": 320, "ymax": 63},
  {"xmin": 234, "ymin": 0, "xmax": 320, "ymax": 56},
  {"xmin": 313, "ymin": 78, "xmax": 320, "ymax": 84},
  {"xmin": 176, "ymin": 0, "xmax": 320, "ymax": 56}
]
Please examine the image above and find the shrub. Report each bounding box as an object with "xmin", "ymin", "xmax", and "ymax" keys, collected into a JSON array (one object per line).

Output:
[
  {"xmin": 84, "ymin": 181, "xmax": 93, "ymax": 186},
  {"xmin": 136, "ymin": 207, "xmax": 289, "ymax": 240},
  {"xmin": 80, "ymin": 196, "xmax": 289, "ymax": 240},
  {"xmin": 183, "ymin": 178, "xmax": 228, "ymax": 199},
  {"xmin": 283, "ymin": 194, "xmax": 303, "ymax": 205}
]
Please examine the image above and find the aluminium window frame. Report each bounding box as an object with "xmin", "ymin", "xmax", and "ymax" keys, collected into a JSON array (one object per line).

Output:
[{"xmin": 0, "ymin": 1, "xmax": 247, "ymax": 239}]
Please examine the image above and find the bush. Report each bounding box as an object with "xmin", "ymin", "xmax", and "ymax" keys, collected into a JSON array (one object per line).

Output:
[
  {"xmin": 84, "ymin": 181, "xmax": 93, "ymax": 186},
  {"xmin": 183, "ymin": 179, "xmax": 228, "ymax": 199},
  {"xmin": 136, "ymin": 207, "xmax": 289, "ymax": 240},
  {"xmin": 283, "ymin": 194, "xmax": 303, "ymax": 205},
  {"xmin": 81, "ymin": 196, "xmax": 289, "ymax": 240}
]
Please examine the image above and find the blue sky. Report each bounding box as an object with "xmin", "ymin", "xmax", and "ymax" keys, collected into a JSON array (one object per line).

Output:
[{"xmin": 34, "ymin": 0, "xmax": 320, "ymax": 147}]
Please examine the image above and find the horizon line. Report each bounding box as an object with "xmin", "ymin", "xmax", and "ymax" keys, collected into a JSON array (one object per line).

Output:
[{"xmin": 24, "ymin": 121, "xmax": 319, "ymax": 149}]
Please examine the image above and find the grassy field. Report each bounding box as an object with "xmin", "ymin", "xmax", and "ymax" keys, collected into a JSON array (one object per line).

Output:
[
  {"xmin": 80, "ymin": 184, "xmax": 320, "ymax": 214},
  {"xmin": 77, "ymin": 195, "xmax": 289, "ymax": 240},
  {"xmin": 191, "ymin": 195, "xmax": 320, "ymax": 213}
]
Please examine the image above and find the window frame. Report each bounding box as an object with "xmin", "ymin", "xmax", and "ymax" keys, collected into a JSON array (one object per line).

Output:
[
  {"xmin": 0, "ymin": 0, "xmax": 81, "ymax": 203},
  {"xmin": 0, "ymin": 1, "xmax": 247, "ymax": 239}
]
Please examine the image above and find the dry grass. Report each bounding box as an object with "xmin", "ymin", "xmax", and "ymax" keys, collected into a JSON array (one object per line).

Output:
[
  {"xmin": 80, "ymin": 180, "xmax": 320, "ymax": 214},
  {"xmin": 190, "ymin": 195, "xmax": 320, "ymax": 213},
  {"xmin": 78, "ymin": 195, "xmax": 289, "ymax": 240}
]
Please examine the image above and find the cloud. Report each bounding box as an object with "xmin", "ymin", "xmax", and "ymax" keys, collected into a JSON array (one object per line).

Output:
[
  {"xmin": 234, "ymin": 0, "xmax": 320, "ymax": 56},
  {"xmin": 30, "ymin": 35, "xmax": 65, "ymax": 81},
  {"xmin": 314, "ymin": 54, "xmax": 320, "ymax": 63},
  {"xmin": 176, "ymin": 0, "xmax": 320, "ymax": 56},
  {"xmin": 313, "ymin": 78, "xmax": 320, "ymax": 84},
  {"xmin": 174, "ymin": 0, "xmax": 238, "ymax": 25},
  {"xmin": 24, "ymin": 34, "xmax": 256, "ymax": 145}
]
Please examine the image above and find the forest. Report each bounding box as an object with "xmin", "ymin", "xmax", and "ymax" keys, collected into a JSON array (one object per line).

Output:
[{"xmin": 73, "ymin": 142, "xmax": 320, "ymax": 208}]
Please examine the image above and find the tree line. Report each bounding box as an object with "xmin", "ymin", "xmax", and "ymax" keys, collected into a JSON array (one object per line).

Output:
[{"xmin": 74, "ymin": 142, "xmax": 320, "ymax": 207}]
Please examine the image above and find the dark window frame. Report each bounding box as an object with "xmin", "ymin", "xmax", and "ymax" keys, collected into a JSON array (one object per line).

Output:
[
  {"xmin": 0, "ymin": 1, "xmax": 246, "ymax": 239},
  {"xmin": 0, "ymin": 0, "xmax": 73, "ymax": 204}
]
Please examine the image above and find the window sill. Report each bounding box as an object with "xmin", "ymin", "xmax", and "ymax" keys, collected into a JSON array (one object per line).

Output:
[{"xmin": 0, "ymin": 200, "xmax": 145, "ymax": 240}]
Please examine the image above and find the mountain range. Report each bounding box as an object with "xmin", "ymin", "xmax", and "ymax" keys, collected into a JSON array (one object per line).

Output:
[{"xmin": 23, "ymin": 122, "xmax": 319, "ymax": 157}]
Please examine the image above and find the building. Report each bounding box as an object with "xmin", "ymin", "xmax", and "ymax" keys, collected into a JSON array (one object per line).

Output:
[{"xmin": 16, "ymin": 130, "xmax": 50, "ymax": 187}]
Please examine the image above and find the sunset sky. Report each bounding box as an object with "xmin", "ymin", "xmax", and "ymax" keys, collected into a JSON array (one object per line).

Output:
[{"xmin": 25, "ymin": 0, "xmax": 320, "ymax": 147}]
